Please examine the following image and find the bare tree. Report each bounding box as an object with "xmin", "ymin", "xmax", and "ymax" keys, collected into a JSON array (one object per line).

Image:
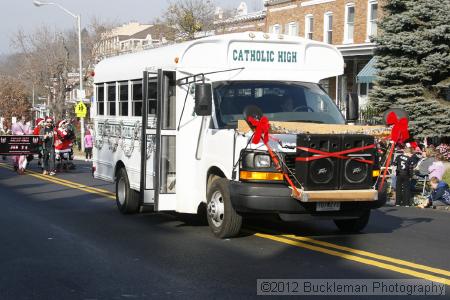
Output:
[
  {"xmin": 8, "ymin": 20, "xmax": 113, "ymax": 120},
  {"xmin": 164, "ymin": 0, "xmax": 215, "ymax": 40},
  {"xmin": 0, "ymin": 75, "xmax": 31, "ymax": 129},
  {"xmin": 11, "ymin": 26, "xmax": 72, "ymax": 120}
]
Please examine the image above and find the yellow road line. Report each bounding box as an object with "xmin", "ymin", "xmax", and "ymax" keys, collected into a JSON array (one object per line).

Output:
[
  {"xmin": 2, "ymin": 162, "xmax": 450, "ymax": 286},
  {"xmin": 0, "ymin": 163, "xmax": 115, "ymax": 200},
  {"xmin": 282, "ymin": 234, "xmax": 450, "ymax": 278},
  {"xmin": 0, "ymin": 162, "xmax": 116, "ymax": 196},
  {"xmin": 25, "ymin": 167, "xmax": 116, "ymax": 196},
  {"xmin": 255, "ymin": 233, "xmax": 450, "ymax": 286},
  {"xmin": 247, "ymin": 225, "xmax": 450, "ymax": 279}
]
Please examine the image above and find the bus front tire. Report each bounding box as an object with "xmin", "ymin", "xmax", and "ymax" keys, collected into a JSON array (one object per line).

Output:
[
  {"xmin": 116, "ymin": 168, "xmax": 140, "ymax": 214},
  {"xmin": 206, "ymin": 178, "xmax": 242, "ymax": 238},
  {"xmin": 334, "ymin": 210, "xmax": 370, "ymax": 233}
]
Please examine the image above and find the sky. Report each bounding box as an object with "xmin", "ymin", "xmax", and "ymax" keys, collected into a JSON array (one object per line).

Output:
[{"xmin": 0, "ymin": 0, "xmax": 264, "ymax": 56}]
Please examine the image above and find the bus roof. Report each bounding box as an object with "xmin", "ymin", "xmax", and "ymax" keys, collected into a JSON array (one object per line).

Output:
[{"xmin": 94, "ymin": 32, "xmax": 344, "ymax": 84}]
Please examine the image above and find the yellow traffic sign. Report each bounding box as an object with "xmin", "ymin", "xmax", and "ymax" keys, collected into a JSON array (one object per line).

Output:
[{"xmin": 75, "ymin": 101, "xmax": 87, "ymax": 118}]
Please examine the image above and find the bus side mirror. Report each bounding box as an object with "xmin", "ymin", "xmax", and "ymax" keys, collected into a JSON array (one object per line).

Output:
[
  {"xmin": 346, "ymin": 93, "xmax": 359, "ymax": 122},
  {"xmin": 194, "ymin": 83, "xmax": 212, "ymax": 116}
]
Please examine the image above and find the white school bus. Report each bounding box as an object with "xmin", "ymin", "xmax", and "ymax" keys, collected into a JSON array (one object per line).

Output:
[{"xmin": 93, "ymin": 32, "xmax": 386, "ymax": 238}]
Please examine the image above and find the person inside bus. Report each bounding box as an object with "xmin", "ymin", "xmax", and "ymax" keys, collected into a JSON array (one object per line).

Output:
[{"xmin": 280, "ymin": 96, "xmax": 295, "ymax": 112}]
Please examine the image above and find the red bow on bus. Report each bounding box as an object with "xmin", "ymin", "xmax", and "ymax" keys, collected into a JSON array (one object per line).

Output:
[{"xmin": 386, "ymin": 111, "xmax": 409, "ymax": 144}]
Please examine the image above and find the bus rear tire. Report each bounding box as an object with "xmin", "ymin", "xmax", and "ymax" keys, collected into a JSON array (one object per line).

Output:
[
  {"xmin": 206, "ymin": 178, "xmax": 242, "ymax": 238},
  {"xmin": 116, "ymin": 167, "xmax": 140, "ymax": 214},
  {"xmin": 334, "ymin": 210, "xmax": 370, "ymax": 233}
]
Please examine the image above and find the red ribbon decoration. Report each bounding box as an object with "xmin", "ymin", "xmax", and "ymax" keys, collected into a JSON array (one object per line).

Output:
[
  {"xmin": 379, "ymin": 144, "xmax": 395, "ymax": 192},
  {"xmin": 247, "ymin": 116, "xmax": 301, "ymax": 198},
  {"xmin": 296, "ymin": 145, "xmax": 376, "ymax": 165},
  {"xmin": 247, "ymin": 116, "xmax": 270, "ymax": 144},
  {"xmin": 386, "ymin": 111, "xmax": 409, "ymax": 144},
  {"xmin": 247, "ymin": 112, "xmax": 412, "ymax": 196},
  {"xmin": 378, "ymin": 111, "xmax": 412, "ymax": 192}
]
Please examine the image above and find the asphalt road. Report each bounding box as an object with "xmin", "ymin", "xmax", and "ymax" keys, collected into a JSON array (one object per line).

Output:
[{"xmin": 0, "ymin": 159, "xmax": 449, "ymax": 300}]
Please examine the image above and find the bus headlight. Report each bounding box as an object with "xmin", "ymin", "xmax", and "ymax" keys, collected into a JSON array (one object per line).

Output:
[
  {"xmin": 241, "ymin": 151, "xmax": 273, "ymax": 169},
  {"xmin": 239, "ymin": 151, "xmax": 283, "ymax": 182},
  {"xmin": 254, "ymin": 154, "xmax": 271, "ymax": 168}
]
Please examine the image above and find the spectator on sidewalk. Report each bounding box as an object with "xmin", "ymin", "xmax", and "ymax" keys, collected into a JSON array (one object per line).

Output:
[
  {"xmin": 415, "ymin": 148, "xmax": 436, "ymax": 177},
  {"xmin": 428, "ymin": 154, "xmax": 446, "ymax": 180},
  {"xmin": 84, "ymin": 130, "xmax": 93, "ymax": 161},
  {"xmin": 394, "ymin": 147, "xmax": 415, "ymax": 206},
  {"xmin": 418, "ymin": 177, "xmax": 450, "ymax": 208},
  {"xmin": 411, "ymin": 147, "xmax": 422, "ymax": 167}
]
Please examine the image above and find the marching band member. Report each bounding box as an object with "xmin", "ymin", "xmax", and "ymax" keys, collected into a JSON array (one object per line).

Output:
[
  {"xmin": 33, "ymin": 118, "xmax": 44, "ymax": 167},
  {"xmin": 40, "ymin": 117, "xmax": 56, "ymax": 175},
  {"xmin": 11, "ymin": 116, "xmax": 32, "ymax": 174},
  {"xmin": 54, "ymin": 119, "xmax": 72, "ymax": 171},
  {"xmin": 65, "ymin": 119, "xmax": 77, "ymax": 170}
]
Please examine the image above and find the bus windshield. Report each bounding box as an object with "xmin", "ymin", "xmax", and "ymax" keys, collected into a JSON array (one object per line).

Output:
[{"xmin": 213, "ymin": 81, "xmax": 345, "ymax": 128}]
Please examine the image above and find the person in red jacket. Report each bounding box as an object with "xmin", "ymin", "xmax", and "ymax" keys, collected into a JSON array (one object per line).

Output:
[
  {"xmin": 33, "ymin": 118, "xmax": 44, "ymax": 167},
  {"xmin": 54, "ymin": 120, "xmax": 72, "ymax": 171}
]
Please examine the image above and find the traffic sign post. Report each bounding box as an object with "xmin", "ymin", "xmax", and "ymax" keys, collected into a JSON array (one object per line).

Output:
[{"xmin": 75, "ymin": 101, "xmax": 87, "ymax": 118}]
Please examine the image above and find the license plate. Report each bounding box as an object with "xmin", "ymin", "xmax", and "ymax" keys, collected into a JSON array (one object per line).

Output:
[{"xmin": 316, "ymin": 202, "xmax": 341, "ymax": 212}]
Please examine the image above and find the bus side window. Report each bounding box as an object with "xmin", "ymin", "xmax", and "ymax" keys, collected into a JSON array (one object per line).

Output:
[
  {"xmin": 162, "ymin": 77, "xmax": 176, "ymax": 130},
  {"xmin": 96, "ymin": 84, "xmax": 104, "ymax": 116},
  {"xmin": 107, "ymin": 83, "xmax": 116, "ymax": 116},
  {"xmin": 119, "ymin": 81, "xmax": 128, "ymax": 116},
  {"xmin": 148, "ymin": 81, "xmax": 157, "ymax": 115},
  {"xmin": 132, "ymin": 80, "xmax": 143, "ymax": 117}
]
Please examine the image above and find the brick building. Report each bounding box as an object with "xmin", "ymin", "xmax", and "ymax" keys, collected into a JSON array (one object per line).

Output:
[{"xmin": 264, "ymin": 0, "xmax": 381, "ymax": 109}]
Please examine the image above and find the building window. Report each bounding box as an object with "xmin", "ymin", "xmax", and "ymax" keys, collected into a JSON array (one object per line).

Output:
[
  {"xmin": 367, "ymin": 1, "xmax": 378, "ymax": 40},
  {"xmin": 271, "ymin": 24, "xmax": 281, "ymax": 34},
  {"xmin": 132, "ymin": 80, "xmax": 143, "ymax": 117},
  {"xmin": 107, "ymin": 83, "xmax": 116, "ymax": 116},
  {"xmin": 96, "ymin": 84, "xmax": 104, "ymax": 116},
  {"xmin": 287, "ymin": 22, "xmax": 298, "ymax": 36},
  {"xmin": 119, "ymin": 82, "xmax": 128, "ymax": 117},
  {"xmin": 344, "ymin": 4, "xmax": 355, "ymax": 43},
  {"xmin": 305, "ymin": 15, "xmax": 314, "ymax": 39},
  {"xmin": 324, "ymin": 12, "xmax": 333, "ymax": 44}
]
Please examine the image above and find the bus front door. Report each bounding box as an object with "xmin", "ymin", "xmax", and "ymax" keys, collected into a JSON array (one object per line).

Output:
[{"xmin": 141, "ymin": 70, "xmax": 177, "ymax": 211}]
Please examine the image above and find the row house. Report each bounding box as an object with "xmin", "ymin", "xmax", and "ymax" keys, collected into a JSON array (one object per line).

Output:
[
  {"xmin": 264, "ymin": 0, "xmax": 381, "ymax": 109},
  {"xmin": 94, "ymin": 23, "xmax": 174, "ymax": 61},
  {"xmin": 214, "ymin": 2, "xmax": 266, "ymax": 35}
]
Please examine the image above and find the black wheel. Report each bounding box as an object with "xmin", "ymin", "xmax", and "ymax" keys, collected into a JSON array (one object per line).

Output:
[
  {"xmin": 116, "ymin": 167, "xmax": 140, "ymax": 214},
  {"xmin": 206, "ymin": 178, "xmax": 242, "ymax": 238},
  {"xmin": 334, "ymin": 210, "xmax": 370, "ymax": 233}
]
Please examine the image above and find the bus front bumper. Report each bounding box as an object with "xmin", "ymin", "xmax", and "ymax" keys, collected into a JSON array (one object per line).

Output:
[{"xmin": 229, "ymin": 182, "xmax": 387, "ymax": 215}]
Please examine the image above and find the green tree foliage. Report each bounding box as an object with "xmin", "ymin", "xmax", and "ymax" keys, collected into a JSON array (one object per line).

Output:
[{"xmin": 369, "ymin": 0, "xmax": 450, "ymax": 138}]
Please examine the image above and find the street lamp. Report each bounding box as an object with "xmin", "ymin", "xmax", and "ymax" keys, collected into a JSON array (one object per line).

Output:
[{"xmin": 33, "ymin": 0, "xmax": 85, "ymax": 151}]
